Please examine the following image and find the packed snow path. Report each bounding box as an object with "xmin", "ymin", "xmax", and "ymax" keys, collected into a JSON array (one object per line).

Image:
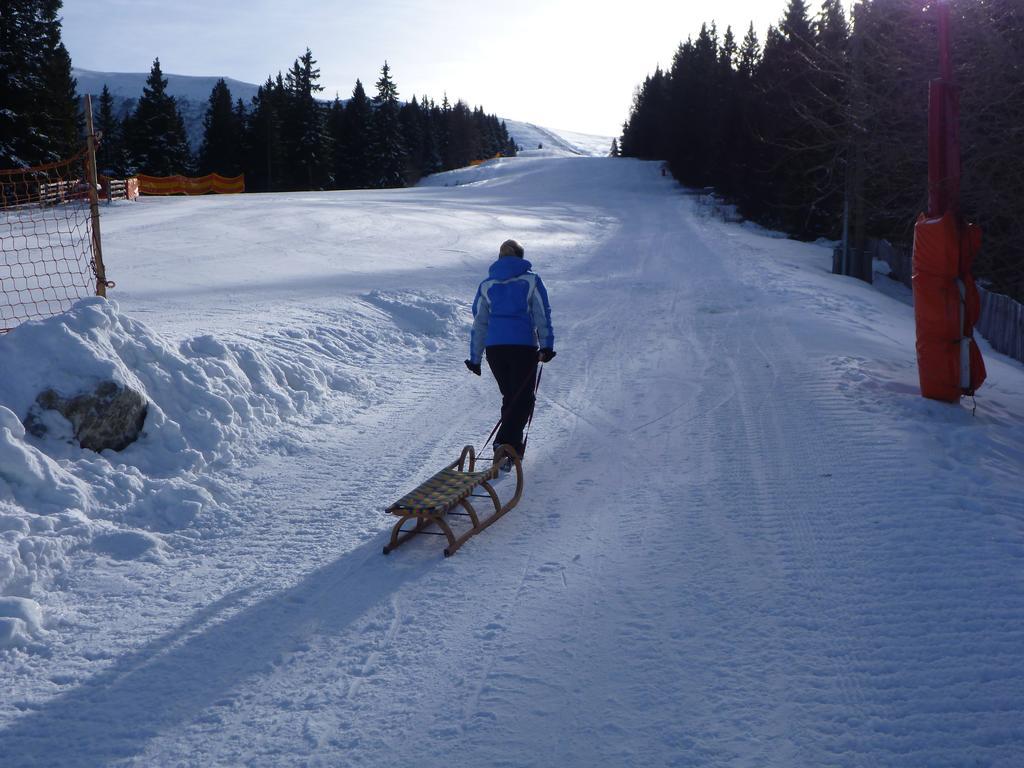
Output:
[{"xmin": 2, "ymin": 155, "xmax": 1023, "ymax": 766}]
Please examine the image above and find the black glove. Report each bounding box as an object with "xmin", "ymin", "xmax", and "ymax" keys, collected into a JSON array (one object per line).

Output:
[
  {"xmin": 465, "ymin": 359, "xmax": 481, "ymax": 375},
  {"xmin": 538, "ymin": 348, "xmax": 556, "ymax": 363}
]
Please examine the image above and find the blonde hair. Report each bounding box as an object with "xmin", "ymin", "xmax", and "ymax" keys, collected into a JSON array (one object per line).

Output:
[{"xmin": 499, "ymin": 239, "xmax": 525, "ymax": 257}]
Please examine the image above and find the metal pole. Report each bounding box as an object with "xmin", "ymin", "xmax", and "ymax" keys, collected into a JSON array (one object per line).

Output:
[
  {"xmin": 928, "ymin": 0, "xmax": 960, "ymax": 218},
  {"xmin": 937, "ymin": 0, "xmax": 953, "ymax": 83},
  {"xmin": 84, "ymin": 94, "xmax": 109, "ymax": 297},
  {"xmin": 841, "ymin": 186, "xmax": 850, "ymax": 276}
]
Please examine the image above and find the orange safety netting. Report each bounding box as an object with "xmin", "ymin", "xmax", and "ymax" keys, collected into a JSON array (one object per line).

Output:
[
  {"xmin": 0, "ymin": 151, "xmax": 102, "ymax": 333},
  {"xmin": 136, "ymin": 173, "xmax": 245, "ymax": 196}
]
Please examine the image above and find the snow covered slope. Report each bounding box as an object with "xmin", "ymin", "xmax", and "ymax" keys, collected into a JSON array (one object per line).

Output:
[
  {"xmin": 1, "ymin": 155, "xmax": 1023, "ymax": 766},
  {"xmin": 502, "ymin": 118, "xmax": 614, "ymax": 156}
]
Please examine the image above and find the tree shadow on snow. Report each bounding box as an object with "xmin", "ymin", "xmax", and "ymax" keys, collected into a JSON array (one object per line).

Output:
[{"xmin": 0, "ymin": 535, "xmax": 435, "ymax": 766}]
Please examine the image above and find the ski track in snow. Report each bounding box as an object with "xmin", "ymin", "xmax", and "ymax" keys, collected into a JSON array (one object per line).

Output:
[{"xmin": 1, "ymin": 157, "xmax": 1023, "ymax": 766}]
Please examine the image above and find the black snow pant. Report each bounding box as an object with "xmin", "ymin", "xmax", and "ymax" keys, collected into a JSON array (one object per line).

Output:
[{"xmin": 485, "ymin": 344, "xmax": 538, "ymax": 458}]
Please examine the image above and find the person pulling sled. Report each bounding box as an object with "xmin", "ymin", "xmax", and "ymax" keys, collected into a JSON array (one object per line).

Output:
[{"xmin": 465, "ymin": 239, "xmax": 555, "ymax": 464}]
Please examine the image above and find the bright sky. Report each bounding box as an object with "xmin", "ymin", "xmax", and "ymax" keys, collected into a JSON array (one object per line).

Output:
[{"xmin": 62, "ymin": 0, "xmax": 827, "ymax": 137}]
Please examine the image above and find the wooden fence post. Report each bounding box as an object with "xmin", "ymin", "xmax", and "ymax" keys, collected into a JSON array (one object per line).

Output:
[{"xmin": 84, "ymin": 94, "xmax": 109, "ymax": 298}]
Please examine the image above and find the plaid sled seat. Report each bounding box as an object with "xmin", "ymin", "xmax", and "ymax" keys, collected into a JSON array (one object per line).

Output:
[{"xmin": 390, "ymin": 466, "xmax": 497, "ymax": 515}]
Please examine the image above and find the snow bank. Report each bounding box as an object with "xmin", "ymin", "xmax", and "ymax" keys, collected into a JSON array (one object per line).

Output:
[
  {"xmin": 0, "ymin": 288, "xmax": 470, "ymax": 639},
  {"xmin": 0, "ymin": 298, "xmax": 358, "ymax": 610}
]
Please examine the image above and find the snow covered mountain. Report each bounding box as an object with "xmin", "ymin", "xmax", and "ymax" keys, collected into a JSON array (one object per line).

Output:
[
  {"xmin": 73, "ymin": 68, "xmax": 614, "ymax": 156},
  {"xmin": 73, "ymin": 69, "xmax": 262, "ymax": 104}
]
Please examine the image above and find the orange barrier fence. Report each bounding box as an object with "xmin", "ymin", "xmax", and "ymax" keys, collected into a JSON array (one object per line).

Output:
[
  {"xmin": 469, "ymin": 153, "xmax": 504, "ymax": 167},
  {"xmin": 136, "ymin": 173, "xmax": 245, "ymax": 196}
]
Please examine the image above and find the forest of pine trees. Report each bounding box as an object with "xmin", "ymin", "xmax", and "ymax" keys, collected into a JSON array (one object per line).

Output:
[
  {"xmin": 87, "ymin": 50, "xmax": 516, "ymax": 192},
  {"xmin": 95, "ymin": 53, "xmax": 516, "ymax": 192},
  {"xmin": 621, "ymin": 0, "xmax": 1024, "ymax": 300},
  {"xmin": 0, "ymin": 2, "xmax": 516, "ymax": 191}
]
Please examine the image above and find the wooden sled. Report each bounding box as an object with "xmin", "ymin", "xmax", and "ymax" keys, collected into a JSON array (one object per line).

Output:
[{"xmin": 383, "ymin": 445, "xmax": 523, "ymax": 557}]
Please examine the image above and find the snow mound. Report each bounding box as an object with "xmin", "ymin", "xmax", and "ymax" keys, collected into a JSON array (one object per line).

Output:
[
  {"xmin": 364, "ymin": 290, "xmax": 466, "ymax": 339},
  {"xmin": 0, "ymin": 596, "xmax": 44, "ymax": 649},
  {"xmin": 0, "ymin": 298, "xmax": 346, "ymax": 611}
]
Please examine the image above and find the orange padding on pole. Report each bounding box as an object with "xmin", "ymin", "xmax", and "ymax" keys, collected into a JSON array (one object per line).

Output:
[
  {"xmin": 912, "ymin": 212, "xmax": 986, "ymax": 401},
  {"xmin": 136, "ymin": 173, "xmax": 245, "ymax": 195}
]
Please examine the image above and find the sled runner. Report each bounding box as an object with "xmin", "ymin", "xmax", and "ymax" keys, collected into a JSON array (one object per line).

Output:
[{"xmin": 383, "ymin": 444, "xmax": 523, "ymax": 557}]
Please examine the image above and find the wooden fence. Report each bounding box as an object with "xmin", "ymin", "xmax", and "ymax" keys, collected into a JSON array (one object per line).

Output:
[
  {"xmin": 39, "ymin": 179, "xmax": 93, "ymax": 205},
  {"xmin": 977, "ymin": 288, "xmax": 1024, "ymax": 364},
  {"xmin": 98, "ymin": 176, "xmax": 139, "ymax": 202},
  {"xmin": 873, "ymin": 238, "xmax": 1024, "ymax": 365}
]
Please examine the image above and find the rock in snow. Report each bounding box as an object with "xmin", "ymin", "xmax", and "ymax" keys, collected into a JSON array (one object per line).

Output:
[{"xmin": 24, "ymin": 381, "xmax": 148, "ymax": 452}]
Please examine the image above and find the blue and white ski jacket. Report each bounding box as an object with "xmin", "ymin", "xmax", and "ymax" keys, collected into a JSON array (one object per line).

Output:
[{"xmin": 469, "ymin": 257, "xmax": 554, "ymax": 364}]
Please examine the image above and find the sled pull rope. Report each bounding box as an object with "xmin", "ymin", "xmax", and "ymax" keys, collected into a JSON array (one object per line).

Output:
[
  {"xmin": 478, "ymin": 363, "xmax": 544, "ymax": 456},
  {"xmin": 522, "ymin": 364, "xmax": 544, "ymax": 453}
]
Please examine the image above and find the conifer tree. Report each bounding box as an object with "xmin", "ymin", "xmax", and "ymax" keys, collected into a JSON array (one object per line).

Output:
[
  {"xmin": 340, "ymin": 79, "xmax": 373, "ymax": 188},
  {"xmin": 124, "ymin": 58, "xmax": 192, "ymax": 175},
  {"xmin": 0, "ymin": 0, "xmax": 39, "ymax": 167},
  {"xmin": 283, "ymin": 48, "xmax": 330, "ymax": 189},
  {"xmin": 734, "ymin": 23, "xmax": 763, "ymax": 212},
  {"xmin": 609, "ymin": 138, "xmax": 619, "ymax": 157},
  {"xmin": 715, "ymin": 26, "xmax": 744, "ymax": 199},
  {"xmin": 738, "ymin": 22, "xmax": 761, "ymax": 79},
  {"xmin": 399, "ymin": 97, "xmax": 426, "ymax": 183},
  {"xmin": 720, "ymin": 25, "xmax": 737, "ymax": 70},
  {"xmin": 438, "ymin": 94, "xmax": 453, "ymax": 169},
  {"xmin": 245, "ymin": 77, "xmax": 284, "ymax": 192},
  {"xmin": 809, "ymin": 0, "xmax": 852, "ymax": 238},
  {"xmin": 232, "ymin": 98, "xmax": 249, "ymax": 176},
  {"xmin": 40, "ymin": 0, "xmax": 80, "ymax": 160},
  {"xmin": 500, "ymin": 120, "xmax": 517, "ymax": 157},
  {"xmin": 198, "ymin": 79, "xmax": 241, "ymax": 175},
  {"xmin": 816, "ymin": 0, "xmax": 850, "ymax": 51},
  {"xmin": 326, "ymin": 96, "xmax": 347, "ymax": 189},
  {"xmin": 620, "ymin": 67, "xmax": 669, "ymax": 161},
  {"xmin": 96, "ymin": 85, "xmax": 125, "ymax": 175},
  {"xmin": 0, "ymin": 0, "xmax": 79, "ymax": 168},
  {"xmin": 445, "ymin": 100, "xmax": 480, "ymax": 169},
  {"xmin": 371, "ymin": 61, "xmax": 408, "ymax": 187},
  {"xmin": 756, "ymin": 0, "xmax": 824, "ymax": 234},
  {"xmin": 689, "ymin": 23, "xmax": 722, "ymax": 186},
  {"xmin": 419, "ymin": 97, "xmax": 443, "ymax": 175}
]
